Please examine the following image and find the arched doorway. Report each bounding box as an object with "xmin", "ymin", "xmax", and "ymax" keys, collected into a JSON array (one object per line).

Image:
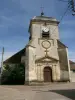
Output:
[{"xmin": 43, "ymin": 67, "xmax": 52, "ymax": 82}]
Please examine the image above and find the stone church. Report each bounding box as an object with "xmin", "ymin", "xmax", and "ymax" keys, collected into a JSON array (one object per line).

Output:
[{"xmin": 4, "ymin": 14, "xmax": 72, "ymax": 84}]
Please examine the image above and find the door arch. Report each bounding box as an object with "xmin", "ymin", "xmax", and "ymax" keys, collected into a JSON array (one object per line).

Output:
[{"xmin": 43, "ymin": 67, "xmax": 52, "ymax": 82}]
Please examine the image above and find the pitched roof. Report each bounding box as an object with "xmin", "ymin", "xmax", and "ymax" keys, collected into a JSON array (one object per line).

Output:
[
  {"xmin": 69, "ymin": 60, "xmax": 75, "ymax": 70},
  {"xmin": 3, "ymin": 48, "xmax": 25, "ymax": 64},
  {"xmin": 69, "ymin": 60, "xmax": 75, "ymax": 64},
  {"xmin": 57, "ymin": 40, "xmax": 68, "ymax": 48}
]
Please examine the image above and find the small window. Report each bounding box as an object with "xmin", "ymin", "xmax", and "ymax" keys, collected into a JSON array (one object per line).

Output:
[{"xmin": 42, "ymin": 31, "xmax": 49, "ymax": 38}]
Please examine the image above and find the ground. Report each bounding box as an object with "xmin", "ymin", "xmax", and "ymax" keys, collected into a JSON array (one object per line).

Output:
[{"xmin": 0, "ymin": 83, "xmax": 75, "ymax": 100}]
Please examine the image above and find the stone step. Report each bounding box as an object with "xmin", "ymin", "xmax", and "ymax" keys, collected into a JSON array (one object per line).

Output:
[{"xmin": 28, "ymin": 82, "xmax": 54, "ymax": 86}]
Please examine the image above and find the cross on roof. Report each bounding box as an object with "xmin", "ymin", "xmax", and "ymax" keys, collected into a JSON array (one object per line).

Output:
[{"xmin": 41, "ymin": 6, "xmax": 44, "ymax": 16}]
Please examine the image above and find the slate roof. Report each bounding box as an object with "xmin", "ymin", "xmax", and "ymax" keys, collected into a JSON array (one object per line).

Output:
[
  {"xmin": 3, "ymin": 48, "xmax": 25, "ymax": 64},
  {"xmin": 57, "ymin": 40, "xmax": 68, "ymax": 48}
]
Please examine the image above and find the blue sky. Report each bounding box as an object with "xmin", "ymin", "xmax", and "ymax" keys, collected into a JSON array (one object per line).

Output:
[{"xmin": 0, "ymin": 0, "xmax": 75, "ymax": 63}]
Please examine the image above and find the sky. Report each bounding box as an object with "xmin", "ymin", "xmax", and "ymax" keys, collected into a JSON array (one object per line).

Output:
[{"xmin": 0, "ymin": 0, "xmax": 75, "ymax": 65}]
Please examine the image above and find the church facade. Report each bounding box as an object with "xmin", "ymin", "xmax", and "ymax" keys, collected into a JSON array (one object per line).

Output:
[
  {"xmin": 24, "ymin": 15, "xmax": 71, "ymax": 83},
  {"xmin": 4, "ymin": 15, "xmax": 72, "ymax": 84}
]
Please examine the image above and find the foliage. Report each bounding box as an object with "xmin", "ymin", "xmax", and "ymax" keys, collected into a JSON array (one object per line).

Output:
[{"xmin": 1, "ymin": 64, "xmax": 25, "ymax": 85}]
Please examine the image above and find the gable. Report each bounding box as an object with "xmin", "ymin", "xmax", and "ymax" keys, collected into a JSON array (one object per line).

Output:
[
  {"xmin": 35, "ymin": 56, "xmax": 58, "ymax": 63},
  {"xmin": 42, "ymin": 58, "xmax": 53, "ymax": 62}
]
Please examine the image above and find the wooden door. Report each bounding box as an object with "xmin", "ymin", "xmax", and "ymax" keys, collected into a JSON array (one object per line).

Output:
[{"xmin": 44, "ymin": 67, "xmax": 52, "ymax": 82}]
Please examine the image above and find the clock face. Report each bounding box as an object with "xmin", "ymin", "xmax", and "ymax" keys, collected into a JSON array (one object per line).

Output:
[
  {"xmin": 42, "ymin": 26, "xmax": 49, "ymax": 32},
  {"xmin": 42, "ymin": 40, "xmax": 51, "ymax": 49}
]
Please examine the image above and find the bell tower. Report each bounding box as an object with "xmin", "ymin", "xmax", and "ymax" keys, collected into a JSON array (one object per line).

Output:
[
  {"xmin": 25, "ymin": 14, "xmax": 61, "ymax": 84},
  {"xmin": 28, "ymin": 15, "xmax": 60, "ymax": 41}
]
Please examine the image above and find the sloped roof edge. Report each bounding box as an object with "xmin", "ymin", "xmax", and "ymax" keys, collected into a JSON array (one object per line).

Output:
[
  {"xmin": 57, "ymin": 40, "xmax": 68, "ymax": 48},
  {"xmin": 3, "ymin": 47, "xmax": 25, "ymax": 64}
]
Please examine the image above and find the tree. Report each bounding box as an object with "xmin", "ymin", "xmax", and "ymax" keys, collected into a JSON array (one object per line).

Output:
[{"xmin": 1, "ymin": 64, "xmax": 25, "ymax": 85}]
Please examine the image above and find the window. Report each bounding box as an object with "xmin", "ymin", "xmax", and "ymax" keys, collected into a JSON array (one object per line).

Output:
[{"xmin": 42, "ymin": 31, "xmax": 49, "ymax": 38}]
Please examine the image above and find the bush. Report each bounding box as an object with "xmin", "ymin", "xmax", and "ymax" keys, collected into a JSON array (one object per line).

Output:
[{"xmin": 1, "ymin": 64, "xmax": 25, "ymax": 85}]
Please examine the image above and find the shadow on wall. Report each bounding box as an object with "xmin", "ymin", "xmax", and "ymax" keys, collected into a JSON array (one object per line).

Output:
[{"xmin": 50, "ymin": 89, "xmax": 75, "ymax": 100}]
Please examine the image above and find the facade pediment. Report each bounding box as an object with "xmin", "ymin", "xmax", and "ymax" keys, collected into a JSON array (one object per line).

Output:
[
  {"xmin": 35, "ymin": 56, "xmax": 58, "ymax": 63},
  {"xmin": 42, "ymin": 58, "xmax": 53, "ymax": 62}
]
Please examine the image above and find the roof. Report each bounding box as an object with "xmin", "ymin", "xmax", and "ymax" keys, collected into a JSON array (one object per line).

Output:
[
  {"xmin": 69, "ymin": 60, "xmax": 75, "ymax": 70},
  {"xmin": 57, "ymin": 40, "xmax": 68, "ymax": 48},
  {"xmin": 31, "ymin": 16, "xmax": 59, "ymax": 24},
  {"xmin": 69, "ymin": 60, "xmax": 75, "ymax": 64},
  {"xmin": 29, "ymin": 15, "xmax": 59, "ymax": 33},
  {"xmin": 3, "ymin": 47, "xmax": 75, "ymax": 70},
  {"xmin": 32, "ymin": 16, "xmax": 57, "ymax": 21},
  {"xmin": 3, "ymin": 48, "xmax": 25, "ymax": 64}
]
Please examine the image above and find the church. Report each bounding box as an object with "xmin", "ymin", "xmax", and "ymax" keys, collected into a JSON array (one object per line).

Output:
[{"xmin": 4, "ymin": 13, "xmax": 74, "ymax": 84}]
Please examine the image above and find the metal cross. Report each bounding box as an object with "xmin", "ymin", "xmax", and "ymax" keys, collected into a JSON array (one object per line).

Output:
[{"xmin": 41, "ymin": 6, "xmax": 44, "ymax": 16}]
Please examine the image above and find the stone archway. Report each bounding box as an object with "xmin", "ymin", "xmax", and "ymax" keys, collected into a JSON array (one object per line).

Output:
[{"xmin": 43, "ymin": 67, "xmax": 52, "ymax": 82}]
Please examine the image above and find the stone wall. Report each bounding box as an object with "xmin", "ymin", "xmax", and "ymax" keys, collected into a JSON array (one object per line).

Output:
[
  {"xmin": 60, "ymin": 70, "xmax": 69, "ymax": 81},
  {"xmin": 35, "ymin": 62, "xmax": 60, "ymax": 82},
  {"xmin": 25, "ymin": 46, "xmax": 37, "ymax": 82},
  {"xmin": 70, "ymin": 71, "xmax": 75, "ymax": 82},
  {"xmin": 58, "ymin": 46, "xmax": 70, "ymax": 81},
  {"xmin": 58, "ymin": 48, "xmax": 68, "ymax": 70},
  {"xmin": 31, "ymin": 22, "xmax": 59, "ymax": 39}
]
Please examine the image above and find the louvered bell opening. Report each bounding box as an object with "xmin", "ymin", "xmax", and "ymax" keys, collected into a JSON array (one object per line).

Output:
[{"xmin": 42, "ymin": 31, "xmax": 49, "ymax": 38}]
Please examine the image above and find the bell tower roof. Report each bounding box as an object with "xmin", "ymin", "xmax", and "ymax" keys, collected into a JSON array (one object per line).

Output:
[
  {"xmin": 32, "ymin": 16, "xmax": 58, "ymax": 22},
  {"xmin": 28, "ymin": 15, "xmax": 59, "ymax": 33}
]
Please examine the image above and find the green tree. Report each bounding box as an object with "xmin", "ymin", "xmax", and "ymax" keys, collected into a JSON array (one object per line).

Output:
[{"xmin": 1, "ymin": 64, "xmax": 25, "ymax": 85}]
